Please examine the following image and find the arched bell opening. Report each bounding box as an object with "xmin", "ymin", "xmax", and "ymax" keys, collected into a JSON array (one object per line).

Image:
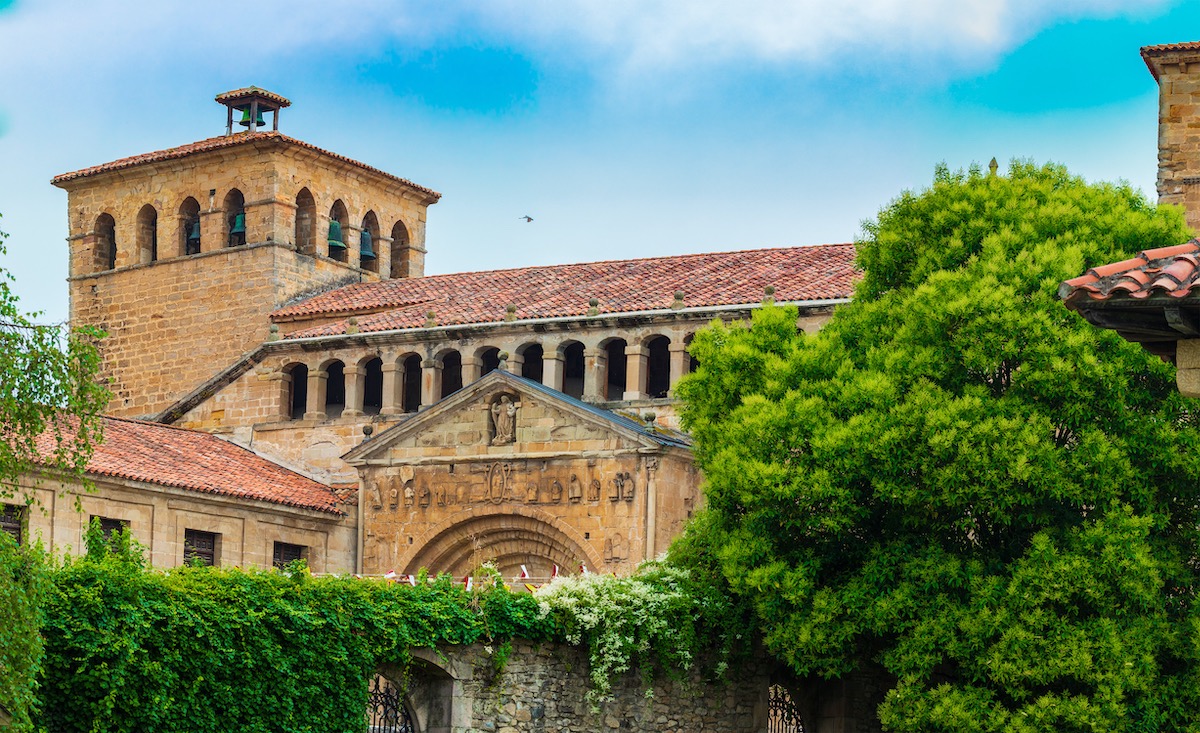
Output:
[
  {"xmin": 223, "ymin": 189, "xmax": 246, "ymax": 247},
  {"xmin": 602, "ymin": 338, "xmax": 627, "ymax": 401},
  {"xmin": 401, "ymin": 353, "xmax": 422, "ymax": 413},
  {"xmin": 179, "ymin": 197, "xmax": 201, "ymax": 256},
  {"xmin": 328, "ymin": 200, "xmax": 349, "ymax": 262},
  {"xmin": 518, "ymin": 343, "xmax": 544, "ymax": 384},
  {"xmin": 93, "ymin": 213, "xmax": 117, "ymax": 272},
  {"xmin": 135, "ymin": 204, "xmax": 158, "ymax": 264},
  {"xmin": 439, "ymin": 350, "xmax": 462, "ymax": 399},
  {"xmin": 283, "ymin": 363, "xmax": 308, "ymax": 420},
  {"xmin": 323, "ymin": 360, "xmax": 346, "ymax": 418},
  {"xmin": 644, "ymin": 335, "xmax": 671, "ymax": 399},
  {"xmin": 684, "ymin": 332, "xmax": 699, "ymax": 373},
  {"xmin": 390, "ymin": 220, "xmax": 411, "ymax": 279},
  {"xmin": 360, "ymin": 211, "xmax": 380, "ymax": 273},
  {"xmin": 294, "ymin": 188, "xmax": 316, "ymax": 256},
  {"xmin": 478, "ymin": 346, "xmax": 501, "ymax": 378},
  {"xmin": 362, "ymin": 357, "xmax": 384, "ymax": 415}
]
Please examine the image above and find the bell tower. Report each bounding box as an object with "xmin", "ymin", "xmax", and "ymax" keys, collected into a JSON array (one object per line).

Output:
[
  {"xmin": 54, "ymin": 88, "xmax": 440, "ymax": 418},
  {"xmin": 1144, "ymin": 42, "xmax": 1200, "ymax": 231}
]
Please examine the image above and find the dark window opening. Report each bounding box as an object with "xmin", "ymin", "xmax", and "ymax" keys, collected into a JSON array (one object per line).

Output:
[
  {"xmin": 273, "ymin": 541, "xmax": 306, "ymax": 569},
  {"xmin": 1, "ymin": 504, "xmax": 24, "ymax": 546},
  {"xmin": 295, "ymin": 188, "xmax": 316, "ymax": 255},
  {"xmin": 328, "ymin": 201, "xmax": 348, "ymax": 262},
  {"xmin": 604, "ymin": 340, "xmax": 627, "ymax": 401},
  {"xmin": 95, "ymin": 214, "xmax": 117, "ymax": 272},
  {"xmin": 440, "ymin": 352, "xmax": 462, "ymax": 398},
  {"xmin": 180, "ymin": 197, "xmax": 202, "ymax": 255},
  {"xmin": 224, "ymin": 189, "xmax": 246, "ymax": 247},
  {"xmin": 520, "ymin": 344, "xmax": 544, "ymax": 383},
  {"xmin": 402, "ymin": 355, "xmax": 422, "ymax": 412},
  {"xmin": 137, "ymin": 204, "xmax": 158, "ymax": 264},
  {"xmin": 91, "ymin": 516, "xmax": 130, "ymax": 551},
  {"xmin": 390, "ymin": 220, "xmax": 411, "ymax": 279},
  {"xmin": 325, "ymin": 361, "xmax": 346, "ymax": 418},
  {"xmin": 363, "ymin": 358, "xmax": 383, "ymax": 415},
  {"xmin": 184, "ymin": 528, "xmax": 217, "ymax": 566},
  {"xmin": 562, "ymin": 342, "xmax": 585, "ymax": 399},
  {"xmin": 285, "ymin": 363, "xmax": 308, "ymax": 420},
  {"xmin": 646, "ymin": 336, "xmax": 671, "ymax": 398},
  {"xmin": 480, "ymin": 347, "xmax": 501, "ymax": 377}
]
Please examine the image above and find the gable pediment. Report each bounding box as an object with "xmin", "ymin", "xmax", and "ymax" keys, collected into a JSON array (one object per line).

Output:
[{"xmin": 343, "ymin": 371, "xmax": 682, "ymax": 465}]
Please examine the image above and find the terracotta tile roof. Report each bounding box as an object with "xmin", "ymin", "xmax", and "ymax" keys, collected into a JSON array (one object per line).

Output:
[
  {"xmin": 35, "ymin": 416, "xmax": 343, "ymax": 514},
  {"xmin": 1141, "ymin": 42, "xmax": 1200, "ymax": 80},
  {"xmin": 215, "ymin": 86, "xmax": 291, "ymax": 108},
  {"xmin": 1059, "ymin": 240, "xmax": 1200, "ymax": 304},
  {"xmin": 273, "ymin": 244, "xmax": 858, "ymax": 337},
  {"xmin": 51, "ymin": 132, "xmax": 441, "ymax": 200}
]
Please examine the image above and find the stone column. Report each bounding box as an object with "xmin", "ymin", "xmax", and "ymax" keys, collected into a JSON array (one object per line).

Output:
[
  {"xmin": 462, "ymin": 355, "xmax": 482, "ymax": 384},
  {"xmin": 304, "ymin": 369, "xmax": 328, "ymax": 420},
  {"xmin": 668, "ymin": 341, "xmax": 690, "ymax": 397},
  {"xmin": 342, "ymin": 364, "xmax": 364, "ymax": 417},
  {"xmin": 269, "ymin": 371, "xmax": 291, "ymax": 420},
  {"xmin": 624, "ymin": 345, "xmax": 648, "ymax": 401},
  {"xmin": 506, "ymin": 352, "xmax": 524, "ymax": 376},
  {"xmin": 583, "ymin": 347, "xmax": 606, "ymax": 402},
  {"xmin": 377, "ymin": 236, "xmax": 394, "ymax": 278},
  {"xmin": 199, "ymin": 208, "xmax": 223, "ymax": 254},
  {"xmin": 644, "ymin": 456, "xmax": 659, "ymax": 561},
  {"xmin": 345, "ymin": 225, "xmax": 362, "ymax": 269},
  {"xmin": 381, "ymin": 360, "xmax": 402, "ymax": 416},
  {"xmin": 421, "ymin": 359, "xmax": 442, "ymax": 410},
  {"xmin": 542, "ymin": 351, "xmax": 564, "ymax": 391}
]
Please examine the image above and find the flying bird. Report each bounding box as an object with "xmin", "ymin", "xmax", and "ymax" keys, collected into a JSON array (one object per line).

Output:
[{"xmin": 519, "ymin": 215, "xmax": 533, "ymax": 223}]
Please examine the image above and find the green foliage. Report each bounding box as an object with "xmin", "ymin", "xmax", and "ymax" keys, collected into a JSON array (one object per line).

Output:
[
  {"xmin": 0, "ymin": 534, "xmax": 48, "ymax": 733},
  {"xmin": 535, "ymin": 557, "xmax": 754, "ymax": 706},
  {"xmin": 0, "ymin": 215, "xmax": 109, "ymax": 496},
  {"xmin": 37, "ymin": 545, "xmax": 555, "ymax": 733},
  {"xmin": 677, "ymin": 161, "xmax": 1200, "ymax": 730}
]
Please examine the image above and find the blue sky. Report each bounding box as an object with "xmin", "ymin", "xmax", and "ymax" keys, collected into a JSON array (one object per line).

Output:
[{"xmin": 0, "ymin": 0, "xmax": 1196, "ymax": 324}]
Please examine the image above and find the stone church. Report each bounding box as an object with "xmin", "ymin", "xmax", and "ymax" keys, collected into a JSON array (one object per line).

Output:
[{"xmin": 8, "ymin": 86, "xmax": 856, "ymax": 579}]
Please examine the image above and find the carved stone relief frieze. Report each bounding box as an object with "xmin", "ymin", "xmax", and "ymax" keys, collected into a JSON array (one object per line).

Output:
[
  {"xmin": 603, "ymin": 533, "xmax": 628, "ymax": 563},
  {"xmin": 568, "ymin": 474, "xmax": 582, "ymax": 503}
]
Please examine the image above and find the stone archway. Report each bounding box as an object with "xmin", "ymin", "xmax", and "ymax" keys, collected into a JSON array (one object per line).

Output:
[{"xmin": 400, "ymin": 507, "xmax": 603, "ymax": 579}]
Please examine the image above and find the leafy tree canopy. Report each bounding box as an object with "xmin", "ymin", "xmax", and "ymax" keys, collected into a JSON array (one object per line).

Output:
[{"xmin": 677, "ymin": 162, "xmax": 1200, "ymax": 731}]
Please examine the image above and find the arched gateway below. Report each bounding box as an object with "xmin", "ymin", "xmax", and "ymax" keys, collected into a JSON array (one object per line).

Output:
[{"xmin": 400, "ymin": 508, "xmax": 603, "ymax": 579}]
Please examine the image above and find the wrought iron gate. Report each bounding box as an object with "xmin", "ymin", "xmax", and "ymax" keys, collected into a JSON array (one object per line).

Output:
[
  {"xmin": 768, "ymin": 684, "xmax": 805, "ymax": 733},
  {"xmin": 366, "ymin": 675, "xmax": 416, "ymax": 733}
]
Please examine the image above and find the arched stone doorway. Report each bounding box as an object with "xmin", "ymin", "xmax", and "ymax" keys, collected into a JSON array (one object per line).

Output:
[{"xmin": 400, "ymin": 508, "xmax": 602, "ymax": 580}]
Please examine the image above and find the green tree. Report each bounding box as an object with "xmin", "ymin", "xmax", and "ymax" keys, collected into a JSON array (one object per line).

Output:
[
  {"xmin": 676, "ymin": 162, "xmax": 1200, "ymax": 731},
  {"xmin": 0, "ymin": 214, "xmax": 108, "ymax": 732}
]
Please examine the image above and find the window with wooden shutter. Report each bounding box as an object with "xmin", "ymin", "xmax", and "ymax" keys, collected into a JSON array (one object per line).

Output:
[
  {"xmin": 184, "ymin": 529, "xmax": 218, "ymax": 566},
  {"xmin": 1, "ymin": 504, "xmax": 24, "ymax": 546},
  {"xmin": 273, "ymin": 541, "xmax": 306, "ymax": 569}
]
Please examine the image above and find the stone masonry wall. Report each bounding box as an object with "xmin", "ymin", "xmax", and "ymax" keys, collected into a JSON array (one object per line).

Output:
[
  {"xmin": 1150, "ymin": 47, "xmax": 1200, "ymax": 232},
  {"xmin": 405, "ymin": 641, "xmax": 773, "ymax": 733}
]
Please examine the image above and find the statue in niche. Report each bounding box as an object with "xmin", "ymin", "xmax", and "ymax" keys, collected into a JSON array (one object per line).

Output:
[
  {"xmin": 587, "ymin": 478, "xmax": 601, "ymax": 502},
  {"xmin": 487, "ymin": 462, "xmax": 512, "ymax": 504},
  {"xmin": 604, "ymin": 533, "xmax": 628, "ymax": 563},
  {"xmin": 567, "ymin": 474, "xmax": 582, "ymax": 503},
  {"xmin": 369, "ymin": 480, "xmax": 384, "ymax": 510},
  {"xmin": 550, "ymin": 479, "xmax": 564, "ymax": 504},
  {"xmin": 403, "ymin": 479, "xmax": 415, "ymax": 507},
  {"xmin": 609, "ymin": 473, "xmax": 624, "ymax": 502},
  {"xmin": 603, "ymin": 537, "xmax": 614, "ymax": 563},
  {"xmin": 387, "ymin": 478, "xmax": 400, "ymax": 509},
  {"xmin": 490, "ymin": 394, "xmax": 520, "ymax": 445},
  {"xmin": 621, "ymin": 471, "xmax": 635, "ymax": 502},
  {"xmin": 418, "ymin": 483, "xmax": 431, "ymax": 508},
  {"xmin": 435, "ymin": 484, "xmax": 447, "ymax": 507}
]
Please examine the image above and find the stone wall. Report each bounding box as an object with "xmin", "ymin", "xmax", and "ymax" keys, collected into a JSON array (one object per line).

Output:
[
  {"xmin": 1147, "ymin": 45, "xmax": 1200, "ymax": 232},
  {"xmin": 396, "ymin": 641, "xmax": 774, "ymax": 733}
]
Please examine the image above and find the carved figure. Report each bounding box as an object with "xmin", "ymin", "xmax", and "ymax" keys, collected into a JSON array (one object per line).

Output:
[
  {"xmin": 418, "ymin": 483, "xmax": 431, "ymax": 507},
  {"xmin": 490, "ymin": 394, "xmax": 519, "ymax": 445},
  {"xmin": 609, "ymin": 473, "xmax": 624, "ymax": 502},
  {"xmin": 435, "ymin": 484, "xmax": 446, "ymax": 507},
  {"xmin": 526, "ymin": 483, "xmax": 540, "ymax": 504},
  {"xmin": 369, "ymin": 481, "xmax": 384, "ymax": 510},
  {"xmin": 611, "ymin": 532, "xmax": 627, "ymax": 561},
  {"xmin": 550, "ymin": 480, "xmax": 564, "ymax": 504},
  {"xmin": 487, "ymin": 462, "xmax": 512, "ymax": 504},
  {"xmin": 622, "ymin": 471, "xmax": 635, "ymax": 502},
  {"xmin": 403, "ymin": 480, "xmax": 415, "ymax": 507},
  {"xmin": 588, "ymin": 478, "xmax": 601, "ymax": 502},
  {"xmin": 604, "ymin": 537, "xmax": 614, "ymax": 563},
  {"xmin": 388, "ymin": 478, "xmax": 400, "ymax": 509},
  {"xmin": 568, "ymin": 474, "xmax": 582, "ymax": 503}
]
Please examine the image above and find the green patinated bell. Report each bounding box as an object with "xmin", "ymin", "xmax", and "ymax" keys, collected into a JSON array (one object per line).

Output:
[
  {"xmin": 360, "ymin": 230, "xmax": 376, "ymax": 260},
  {"xmin": 328, "ymin": 220, "xmax": 346, "ymax": 250},
  {"xmin": 238, "ymin": 108, "xmax": 267, "ymax": 128},
  {"xmin": 229, "ymin": 212, "xmax": 246, "ymax": 236}
]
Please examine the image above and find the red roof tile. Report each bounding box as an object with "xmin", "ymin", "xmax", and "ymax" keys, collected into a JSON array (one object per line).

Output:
[
  {"xmin": 273, "ymin": 244, "xmax": 858, "ymax": 337},
  {"xmin": 35, "ymin": 416, "xmax": 343, "ymax": 514},
  {"xmin": 1141, "ymin": 42, "xmax": 1200, "ymax": 80},
  {"xmin": 215, "ymin": 87, "xmax": 291, "ymax": 108},
  {"xmin": 1059, "ymin": 239, "xmax": 1200, "ymax": 304},
  {"xmin": 51, "ymin": 131, "xmax": 440, "ymax": 200}
]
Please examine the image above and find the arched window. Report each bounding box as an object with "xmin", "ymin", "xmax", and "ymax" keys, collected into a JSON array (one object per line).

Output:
[
  {"xmin": 94, "ymin": 213, "xmax": 117, "ymax": 272},
  {"xmin": 363, "ymin": 357, "xmax": 383, "ymax": 415},
  {"xmin": 328, "ymin": 200, "xmax": 348, "ymax": 262},
  {"xmin": 324, "ymin": 360, "xmax": 346, "ymax": 418},
  {"xmin": 360, "ymin": 211, "xmax": 380, "ymax": 273},
  {"xmin": 645, "ymin": 335, "xmax": 671, "ymax": 398},
  {"xmin": 603, "ymin": 339, "xmax": 627, "ymax": 401},
  {"xmin": 136, "ymin": 204, "xmax": 158, "ymax": 264},
  {"xmin": 284, "ymin": 363, "xmax": 308, "ymax": 420},
  {"xmin": 479, "ymin": 347, "xmax": 501, "ymax": 377},
  {"xmin": 223, "ymin": 189, "xmax": 246, "ymax": 247},
  {"xmin": 295, "ymin": 188, "xmax": 316, "ymax": 255},
  {"xmin": 402, "ymin": 354, "xmax": 422, "ymax": 412},
  {"xmin": 390, "ymin": 220, "xmax": 410, "ymax": 278},
  {"xmin": 440, "ymin": 351, "xmax": 462, "ymax": 398},
  {"xmin": 561, "ymin": 341, "xmax": 584, "ymax": 399},
  {"xmin": 179, "ymin": 197, "xmax": 201, "ymax": 256},
  {"xmin": 519, "ymin": 344, "xmax": 544, "ymax": 384},
  {"xmin": 684, "ymin": 333, "xmax": 699, "ymax": 373}
]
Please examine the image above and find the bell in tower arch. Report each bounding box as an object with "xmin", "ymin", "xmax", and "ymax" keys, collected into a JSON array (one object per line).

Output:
[
  {"xmin": 238, "ymin": 108, "xmax": 267, "ymax": 128},
  {"xmin": 328, "ymin": 220, "xmax": 346, "ymax": 251},
  {"xmin": 360, "ymin": 230, "xmax": 376, "ymax": 261}
]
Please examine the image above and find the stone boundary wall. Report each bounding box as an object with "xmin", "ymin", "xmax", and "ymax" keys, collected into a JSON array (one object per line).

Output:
[{"xmin": 398, "ymin": 641, "xmax": 774, "ymax": 733}]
